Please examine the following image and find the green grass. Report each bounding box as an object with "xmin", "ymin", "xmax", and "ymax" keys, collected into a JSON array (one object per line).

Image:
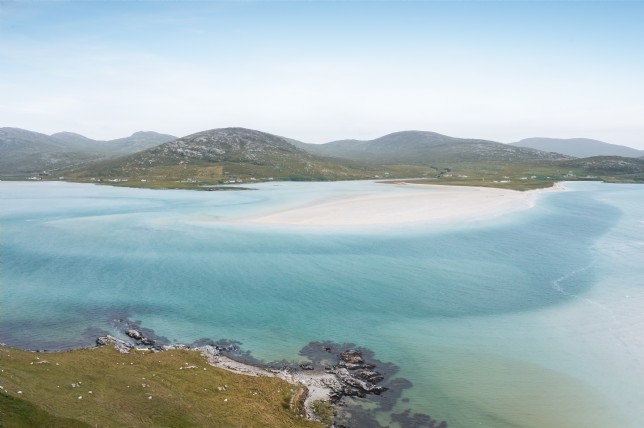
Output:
[
  {"xmin": 9, "ymin": 155, "xmax": 640, "ymax": 193},
  {"xmin": 0, "ymin": 393, "xmax": 91, "ymax": 427},
  {"xmin": 0, "ymin": 345, "xmax": 321, "ymax": 428},
  {"xmin": 311, "ymin": 400, "xmax": 334, "ymax": 427}
]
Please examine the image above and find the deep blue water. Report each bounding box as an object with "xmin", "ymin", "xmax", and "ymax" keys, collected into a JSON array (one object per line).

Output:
[{"xmin": 1, "ymin": 181, "xmax": 643, "ymax": 427}]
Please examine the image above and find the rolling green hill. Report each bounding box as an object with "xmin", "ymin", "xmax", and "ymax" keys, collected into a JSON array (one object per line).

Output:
[
  {"xmin": 558, "ymin": 156, "xmax": 644, "ymax": 182},
  {"xmin": 293, "ymin": 131, "xmax": 572, "ymax": 164},
  {"xmin": 7, "ymin": 126, "xmax": 644, "ymax": 190},
  {"xmin": 66, "ymin": 127, "xmax": 418, "ymax": 187},
  {"xmin": 0, "ymin": 127, "xmax": 176, "ymax": 175},
  {"xmin": 0, "ymin": 128, "xmax": 102, "ymax": 174}
]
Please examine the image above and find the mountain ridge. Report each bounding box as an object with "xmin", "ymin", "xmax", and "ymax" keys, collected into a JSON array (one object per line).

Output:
[
  {"xmin": 511, "ymin": 137, "xmax": 644, "ymax": 158},
  {"xmin": 4, "ymin": 126, "xmax": 643, "ymax": 188},
  {"xmin": 67, "ymin": 127, "xmax": 390, "ymax": 183},
  {"xmin": 294, "ymin": 130, "xmax": 572, "ymax": 164},
  {"xmin": 0, "ymin": 127, "xmax": 177, "ymax": 173}
]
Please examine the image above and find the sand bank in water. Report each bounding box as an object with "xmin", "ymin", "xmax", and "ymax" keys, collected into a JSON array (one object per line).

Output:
[{"xmin": 244, "ymin": 183, "xmax": 562, "ymax": 227}]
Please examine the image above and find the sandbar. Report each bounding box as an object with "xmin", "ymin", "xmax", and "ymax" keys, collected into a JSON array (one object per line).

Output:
[{"xmin": 244, "ymin": 182, "xmax": 562, "ymax": 227}]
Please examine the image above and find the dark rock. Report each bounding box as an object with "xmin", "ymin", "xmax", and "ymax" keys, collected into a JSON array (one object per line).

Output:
[
  {"xmin": 126, "ymin": 329, "xmax": 143, "ymax": 340},
  {"xmin": 375, "ymin": 377, "xmax": 413, "ymax": 411},
  {"xmin": 340, "ymin": 386, "xmax": 366, "ymax": 398},
  {"xmin": 356, "ymin": 370, "xmax": 385, "ymax": 383},
  {"xmin": 335, "ymin": 368, "xmax": 388, "ymax": 396},
  {"xmin": 340, "ymin": 349, "xmax": 364, "ymax": 365},
  {"xmin": 96, "ymin": 335, "xmax": 133, "ymax": 354},
  {"xmin": 391, "ymin": 409, "xmax": 448, "ymax": 428},
  {"xmin": 340, "ymin": 361, "xmax": 375, "ymax": 370},
  {"xmin": 140, "ymin": 337, "xmax": 155, "ymax": 346},
  {"xmin": 299, "ymin": 361, "xmax": 314, "ymax": 370}
]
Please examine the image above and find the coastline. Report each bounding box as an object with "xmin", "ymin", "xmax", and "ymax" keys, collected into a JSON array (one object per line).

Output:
[
  {"xmin": 1, "ymin": 332, "xmax": 404, "ymax": 427},
  {"xmin": 2, "ymin": 179, "xmax": 580, "ymax": 426},
  {"xmin": 97, "ymin": 332, "xmax": 396, "ymax": 425},
  {"xmin": 201, "ymin": 350, "xmax": 337, "ymax": 421}
]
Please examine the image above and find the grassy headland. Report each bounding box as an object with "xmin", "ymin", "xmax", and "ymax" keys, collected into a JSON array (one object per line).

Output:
[{"xmin": 0, "ymin": 345, "xmax": 321, "ymax": 428}]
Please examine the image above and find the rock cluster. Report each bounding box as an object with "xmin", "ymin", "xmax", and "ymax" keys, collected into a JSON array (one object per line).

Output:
[
  {"xmin": 95, "ymin": 335, "xmax": 134, "ymax": 354},
  {"xmin": 125, "ymin": 328, "xmax": 155, "ymax": 346},
  {"xmin": 96, "ymin": 329, "xmax": 232, "ymax": 358},
  {"xmin": 94, "ymin": 332, "xmax": 423, "ymax": 426},
  {"xmin": 299, "ymin": 361, "xmax": 314, "ymax": 370},
  {"xmin": 326, "ymin": 350, "xmax": 387, "ymax": 401}
]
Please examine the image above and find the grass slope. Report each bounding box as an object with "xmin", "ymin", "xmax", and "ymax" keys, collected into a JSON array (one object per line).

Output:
[
  {"xmin": 0, "ymin": 394, "xmax": 90, "ymax": 427},
  {"xmin": 0, "ymin": 345, "xmax": 321, "ymax": 428}
]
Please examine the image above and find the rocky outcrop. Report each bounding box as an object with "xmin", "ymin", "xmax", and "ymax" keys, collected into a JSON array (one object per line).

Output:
[
  {"xmin": 94, "ymin": 330, "xmax": 431, "ymax": 427},
  {"xmin": 299, "ymin": 361, "xmax": 314, "ymax": 370},
  {"xmin": 95, "ymin": 335, "xmax": 134, "ymax": 354},
  {"xmin": 125, "ymin": 328, "xmax": 155, "ymax": 346},
  {"xmin": 323, "ymin": 350, "xmax": 388, "ymax": 402}
]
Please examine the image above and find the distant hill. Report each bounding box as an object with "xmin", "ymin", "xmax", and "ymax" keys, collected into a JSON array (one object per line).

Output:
[
  {"xmin": 50, "ymin": 131, "xmax": 99, "ymax": 151},
  {"xmin": 511, "ymin": 137, "xmax": 643, "ymax": 158},
  {"xmin": 6, "ymin": 126, "xmax": 643, "ymax": 188},
  {"xmin": 559, "ymin": 156, "xmax": 644, "ymax": 179},
  {"xmin": 0, "ymin": 128, "xmax": 176, "ymax": 174},
  {"xmin": 50, "ymin": 130, "xmax": 177, "ymax": 154},
  {"xmin": 104, "ymin": 131, "xmax": 179, "ymax": 154},
  {"xmin": 69, "ymin": 127, "xmax": 388, "ymax": 182},
  {"xmin": 294, "ymin": 131, "xmax": 571, "ymax": 164},
  {"xmin": 0, "ymin": 128, "xmax": 99, "ymax": 174}
]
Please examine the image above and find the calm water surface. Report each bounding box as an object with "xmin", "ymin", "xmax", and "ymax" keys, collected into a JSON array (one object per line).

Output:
[{"xmin": 1, "ymin": 181, "xmax": 643, "ymax": 427}]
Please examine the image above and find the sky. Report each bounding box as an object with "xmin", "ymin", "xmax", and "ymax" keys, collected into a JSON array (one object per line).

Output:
[{"xmin": 1, "ymin": 1, "xmax": 643, "ymax": 149}]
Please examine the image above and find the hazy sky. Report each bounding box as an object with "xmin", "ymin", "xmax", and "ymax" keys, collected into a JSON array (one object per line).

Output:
[{"xmin": 1, "ymin": 1, "xmax": 643, "ymax": 148}]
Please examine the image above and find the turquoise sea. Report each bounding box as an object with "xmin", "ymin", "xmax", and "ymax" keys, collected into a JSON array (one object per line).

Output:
[{"xmin": 1, "ymin": 180, "xmax": 643, "ymax": 427}]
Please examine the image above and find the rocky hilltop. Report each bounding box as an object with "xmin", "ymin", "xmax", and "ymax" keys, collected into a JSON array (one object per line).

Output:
[
  {"xmin": 69, "ymin": 127, "xmax": 386, "ymax": 183},
  {"xmin": 137, "ymin": 127, "xmax": 308, "ymax": 165},
  {"xmin": 6, "ymin": 125, "xmax": 644, "ymax": 187}
]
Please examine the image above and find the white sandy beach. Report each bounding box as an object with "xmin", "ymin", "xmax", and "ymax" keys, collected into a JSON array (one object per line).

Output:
[{"xmin": 245, "ymin": 182, "xmax": 562, "ymax": 227}]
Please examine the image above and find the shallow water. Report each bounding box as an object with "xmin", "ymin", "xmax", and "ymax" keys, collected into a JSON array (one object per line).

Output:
[{"xmin": 1, "ymin": 180, "xmax": 643, "ymax": 427}]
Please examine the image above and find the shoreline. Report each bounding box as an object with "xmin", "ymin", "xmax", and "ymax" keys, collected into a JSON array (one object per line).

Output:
[
  {"xmin": 1, "ymin": 326, "xmax": 424, "ymax": 427},
  {"xmin": 201, "ymin": 350, "xmax": 338, "ymax": 421},
  {"xmin": 0, "ymin": 339, "xmax": 342, "ymax": 426},
  {"xmin": 46, "ymin": 331, "xmax": 397, "ymax": 425}
]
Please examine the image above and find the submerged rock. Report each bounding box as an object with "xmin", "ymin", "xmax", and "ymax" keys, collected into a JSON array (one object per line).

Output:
[
  {"xmin": 340, "ymin": 350, "xmax": 365, "ymax": 365},
  {"xmin": 356, "ymin": 370, "xmax": 385, "ymax": 383},
  {"xmin": 391, "ymin": 409, "xmax": 448, "ymax": 428}
]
